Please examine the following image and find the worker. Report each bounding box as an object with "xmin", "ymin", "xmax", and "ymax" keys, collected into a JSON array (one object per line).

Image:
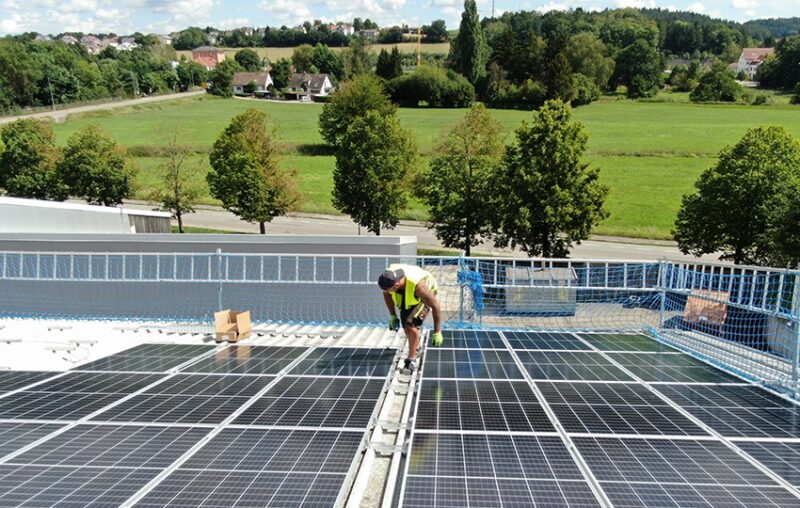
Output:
[{"xmin": 378, "ymin": 264, "xmax": 443, "ymax": 374}]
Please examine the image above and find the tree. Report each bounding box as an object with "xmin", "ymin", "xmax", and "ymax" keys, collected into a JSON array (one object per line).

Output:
[
  {"xmin": 0, "ymin": 119, "xmax": 66, "ymax": 200},
  {"xmin": 172, "ymin": 27, "xmax": 209, "ymax": 50},
  {"xmin": 755, "ymin": 36, "xmax": 800, "ymax": 89},
  {"xmin": 376, "ymin": 47, "xmax": 403, "ymax": 81},
  {"xmin": 419, "ymin": 104, "xmax": 503, "ymax": 255},
  {"xmin": 612, "ymin": 39, "xmax": 664, "ymax": 98},
  {"xmin": 235, "ymin": 49, "xmax": 262, "ymax": 71},
  {"xmin": 176, "ymin": 58, "xmax": 208, "ymax": 90},
  {"xmin": 209, "ymin": 59, "xmax": 242, "ymax": 97},
  {"xmin": 690, "ymin": 61, "xmax": 743, "ymax": 102},
  {"xmin": 491, "ymin": 100, "xmax": 609, "ymax": 257},
  {"xmin": 56, "ymin": 125, "xmax": 134, "ymax": 206},
  {"xmin": 673, "ymin": 126, "xmax": 800, "ymax": 265},
  {"xmin": 332, "ymin": 111, "xmax": 417, "ymax": 235},
  {"xmin": 312, "ymin": 43, "xmax": 344, "ymax": 80},
  {"xmin": 207, "ymin": 109, "xmax": 298, "ymax": 234},
  {"xmin": 423, "ymin": 20, "xmax": 449, "ymax": 43},
  {"xmin": 565, "ymin": 32, "xmax": 614, "ymax": 91},
  {"xmin": 447, "ymin": 0, "xmax": 489, "ymax": 86},
  {"xmin": 341, "ymin": 36, "xmax": 372, "ymax": 78},
  {"xmin": 292, "ymin": 44, "xmax": 315, "ymax": 73},
  {"xmin": 270, "ymin": 58, "xmax": 292, "ymax": 89},
  {"xmin": 318, "ymin": 74, "xmax": 396, "ymax": 146},
  {"xmin": 150, "ymin": 128, "xmax": 202, "ymax": 233},
  {"xmin": 544, "ymin": 52, "xmax": 576, "ymax": 102}
]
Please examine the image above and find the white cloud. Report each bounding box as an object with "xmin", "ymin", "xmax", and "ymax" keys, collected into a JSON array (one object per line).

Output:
[
  {"xmin": 0, "ymin": 13, "xmax": 24, "ymax": 34},
  {"xmin": 258, "ymin": 0, "xmax": 311, "ymax": 24},
  {"xmin": 536, "ymin": 2, "xmax": 568, "ymax": 13},
  {"xmin": 732, "ymin": 0, "xmax": 758, "ymax": 9},
  {"xmin": 686, "ymin": 2, "xmax": 706, "ymax": 13},
  {"xmin": 614, "ymin": 0, "xmax": 655, "ymax": 7},
  {"xmin": 218, "ymin": 17, "xmax": 252, "ymax": 29},
  {"xmin": 430, "ymin": 0, "xmax": 457, "ymax": 5}
]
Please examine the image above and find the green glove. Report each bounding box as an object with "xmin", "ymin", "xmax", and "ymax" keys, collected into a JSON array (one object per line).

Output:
[
  {"xmin": 431, "ymin": 331, "xmax": 443, "ymax": 347},
  {"xmin": 388, "ymin": 315, "xmax": 400, "ymax": 331}
]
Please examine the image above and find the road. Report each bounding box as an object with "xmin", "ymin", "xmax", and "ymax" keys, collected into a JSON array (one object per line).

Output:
[
  {"xmin": 121, "ymin": 201, "xmax": 722, "ymax": 262},
  {"xmin": 0, "ymin": 91, "xmax": 205, "ymax": 125}
]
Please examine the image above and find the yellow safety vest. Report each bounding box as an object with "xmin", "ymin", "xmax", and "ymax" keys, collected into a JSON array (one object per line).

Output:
[{"xmin": 388, "ymin": 263, "xmax": 438, "ymax": 310}]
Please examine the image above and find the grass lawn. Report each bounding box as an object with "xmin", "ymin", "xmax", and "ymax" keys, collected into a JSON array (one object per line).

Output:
[
  {"xmin": 175, "ymin": 42, "xmax": 451, "ymax": 62},
  {"xmin": 52, "ymin": 93, "xmax": 800, "ymax": 240}
]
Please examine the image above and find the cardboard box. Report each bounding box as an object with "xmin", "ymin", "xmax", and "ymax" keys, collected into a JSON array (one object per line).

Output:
[{"xmin": 214, "ymin": 310, "xmax": 252, "ymax": 343}]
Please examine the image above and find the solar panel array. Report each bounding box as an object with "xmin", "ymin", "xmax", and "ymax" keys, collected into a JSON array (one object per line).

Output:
[
  {"xmin": 397, "ymin": 329, "xmax": 800, "ymax": 507},
  {"xmin": 0, "ymin": 341, "xmax": 398, "ymax": 507}
]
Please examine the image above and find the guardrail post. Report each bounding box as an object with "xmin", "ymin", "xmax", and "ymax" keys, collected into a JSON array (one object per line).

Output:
[
  {"xmin": 458, "ymin": 253, "xmax": 465, "ymax": 325},
  {"xmin": 658, "ymin": 260, "xmax": 667, "ymax": 329}
]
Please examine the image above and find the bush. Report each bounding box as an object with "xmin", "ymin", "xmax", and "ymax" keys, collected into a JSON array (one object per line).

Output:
[
  {"xmin": 485, "ymin": 79, "xmax": 546, "ymax": 110},
  {"xmin": 690, "ymin": 62, "xmax": 743, "ymax": 103},
  {"xmin": 388, "ymin": 66, "xmax": 475, "ymax": 108},
  {"xmin": 792, "ymin": 84, "xmax": 800, "ymax": 105},
  {"xmin": 751, "ymin": 94, "xmax": 771, "ymax": 106},
  {"xmin": 571, "ymin": 73, "xmax": 601, "ymax": 106}
]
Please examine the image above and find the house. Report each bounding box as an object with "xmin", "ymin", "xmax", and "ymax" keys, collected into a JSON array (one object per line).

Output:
[
  {"xmin": 119, "ymin": 36, "xmax": 138, "ymax": 50},
  {"xmin": 737, "ymin": 48, "xmax": 775, "ymax": 79},
  {"xmin": 357, "ymin": 29, "xmax": 380, "ymax": 39},
  {"xmin": 60, "ymin": 34, "xmax": 78, "ymax": 44},
  {"xmin": 335, "ymin": 23, "xmax": 354, "ymax": 36},
  {"xmin": 285, "ymin": 73, "xmax": 335, "ymax": 101},
  {"xmin": 232, "ymin": 72, "xmax": 273, "ymax": 96},
  {"xmin": 80, "ymin": 35, "xmax": 103, "ymax": 54},
  {"xmin": 192, "ymin": 46, "xmax": 226, "ymax": 70},
  {"xmin": 158, "ymin": 34, "xmax": 172, "ymax": 45},
  {"xmin": 34, "ymin": 33, "xmax": 52, "ymax": 41}
]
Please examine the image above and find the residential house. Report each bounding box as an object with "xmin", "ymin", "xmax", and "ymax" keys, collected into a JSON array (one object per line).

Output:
[
  {"xmin": 81, "ymin": 35, "xmax": 103, "ymax": 54},
  {"xmin": 335, "ymin": 23, "xmax": 354, "ymax": 36},
  {"xmin": 285, "ymin": 73, "xmax": 335, "ymax": 101},
  {"xmin": 232, "ymin": 72, "xmax": 273, "ymax": 96},
  {"xmin": 119, "ymin": 36, "xmax": 138, "ymax": 50},
  {"xmin": 34, "ymin": 34, "xmax": 52, "ymax": 41},
  {"xmin": 60, "ymin": 34, "xmax": 79, "ymax": 44},
  {"xmin": 357, "ymin": 29, "xmax": 380, "ymax": 39},
  {"xmin": 158, "ymin": 34, "xmax": 173, "ymax": 45},
  {"xmin": 737, "ymin": 48, "xmax": 775, "ymax": 79},
  {"xmin": 192, "ymin": 46, "xmax": 226, "ymax": 70}
]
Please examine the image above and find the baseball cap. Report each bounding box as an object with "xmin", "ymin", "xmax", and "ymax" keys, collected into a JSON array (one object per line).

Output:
[{"xmin": 378, "ymin": 268, "xmax": 404, "ymax": 290}]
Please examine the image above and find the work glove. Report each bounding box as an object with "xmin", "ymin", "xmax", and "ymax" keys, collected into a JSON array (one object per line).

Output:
[
  {"xmin": 431, "ymin": 331, "xmax": 443, "ymax": 347},
  {"xmin": 388, "ymin": 315, "xmax": 400, "ymax": 331}
]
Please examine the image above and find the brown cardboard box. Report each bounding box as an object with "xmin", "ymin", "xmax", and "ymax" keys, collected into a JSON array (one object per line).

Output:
[{"xmin": 214, "ymin": 310, "xmax": 252, "ymax": 343}]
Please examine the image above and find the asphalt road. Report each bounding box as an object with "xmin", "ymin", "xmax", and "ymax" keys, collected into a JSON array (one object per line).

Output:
[
  {"xmin": 122, "ymin": 201, "xmax": 722, "ymax": 262},
  {"xmin": 0, "ymin": 91, "xmax": 205, "ymax": 125}
]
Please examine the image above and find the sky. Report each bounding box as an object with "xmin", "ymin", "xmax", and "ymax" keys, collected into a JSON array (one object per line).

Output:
[{"xmin": 0, "ymin": 0, "xmax": 798, "ymax": 37}]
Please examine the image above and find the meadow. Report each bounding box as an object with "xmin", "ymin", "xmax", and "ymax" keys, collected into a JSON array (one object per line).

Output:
[
  {"xmin": 51, "ymin": 95, "xmax": 800, "ymax": 239},
  {"xmin": 175, "ymin": 42, "xmax": 451, "ymax": 61}
]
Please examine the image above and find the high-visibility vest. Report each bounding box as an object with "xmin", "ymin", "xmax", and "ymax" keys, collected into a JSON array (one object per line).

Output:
[{"xmin": 388, "ymin": 263, "xmax": 438, "ymax": 310}]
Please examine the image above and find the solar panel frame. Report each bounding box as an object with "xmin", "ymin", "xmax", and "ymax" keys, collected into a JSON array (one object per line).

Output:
[
  {"xmin": 0, "ymin": 391, "xmax": 128, "ymax": 420},
  {"xmin": 422, "ymin": 349, "xmax": 525, "ymax": 380},
  {"xmin": 29, "ymin": 372, "xmax": 165, "ymax": 394},
  {"xmin": 734, "ymin": 440, "xmax": 800, "ymax": 488},
  {"xmin": 576, "ymin": 333, "xmax": 679, "ymax": 353},
  {"xmin": 0, "ymin": 371, "xmax": 62, "ymax": 393},
  {"xmin": 429, "ymin": 329, "xmax": 507, "ymax": 349},
  {"xmin": 182, "ymin": 346, "xmax": 309, "ymax": 376},
  {"xmin": 286, "ymin": 347, "xmax": 397, "ymax": 377},
  {"xmin": 89, "ymin": 393, "xmax": 253, "ymax": 425},
  {"xmin": 142, "ymin": 374, "xmax": 275, "ymax": 397}
]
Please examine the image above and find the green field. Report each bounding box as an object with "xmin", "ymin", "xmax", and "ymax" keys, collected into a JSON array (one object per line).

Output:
[
  {"xmin": 175, "ymin": 42, "xmax": 451, "ymax": 61},
  {"xmin": 51, "ymin": 95, "xmax": 800, "ymax": 239}
]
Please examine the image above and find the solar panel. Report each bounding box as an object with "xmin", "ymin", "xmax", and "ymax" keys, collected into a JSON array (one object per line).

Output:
[
  {"xmin": 31, "ymin": 372, "xmax": 164, "ymax": 394},
  {"xmin": 0, "ymin": 464, "xmax": 158, "ymax": 507},
  {"xmin": 574, "ymin": 436, "xmax": 800, "ymax": 506},
  {"xmin": 73, "ymin": 344, "xmax": 215, "ymax": 373},
  {"xmin": 91, "ymin": 393, "xmax": 251, "ymax": 424},
  {"xmin": 134, "ymin": 428, "xmax": 364, "ymax": 508},
  {"xmin": 402, "ymin": 433, "xmax": 602, "ymax": 507},
  {"xmin": 8, "ymin": 424, "xmax": 209, "ymax": 468},
  {"xmin": 0, "ymin": 391, "xmax": 127, "ymax": 420},
  {"xmin": 0, "ymin": 371, "xmax": 59, "ymax": 393},
  {"xmin": 656, "ymin": 384, "xmax": 800, "ymax": 438},
  {"xmin": 609, "ymin": 352, "xmax": 741, "ymax": 383},
  {"xmin": 287, "ymin": 347, "xmax": 396, "ymax": 377},
  {"xmin": 735, "ymin": 441, "xmax": 800, "ymax": 488},
  {"xmin": 515, "ymin": 351, "xmax": 634, "ymax": 381},
  {"xmin": 423, "ymin": 349, "xmax": 524, "ymax": 379},
  {"xmin": 504, "ymin": 331, "xmax": 592, "ymax": 351},
  {"xmin": 0, "ymin": 422, "xmax": 64, "ymax": 457},
  {"xmin": 415, "ymin": 379, "xmax": 554, "ymax": 432},
  {"xmin": 576, "ymin": 333, "xmax": 675, "ymax": 353},
  {"xmin": 430, "ymin": 329, "xmax": 506, "ymax": 349},
  {"xmin": 143, "ymin": 374, "xmax": 275, "ymax": 397},
  {"xmin": 538, "ymin": 382, "xmax": 709, "ymax": 436},
  {"xmin": 183, "ymin": 346, "xmax": 308, "ymax": 375}
]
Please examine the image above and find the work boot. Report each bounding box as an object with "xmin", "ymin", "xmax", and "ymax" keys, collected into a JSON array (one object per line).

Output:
[{"xmin": 401, "ymin": 358, "xmax": 417, "ymax": 375}]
